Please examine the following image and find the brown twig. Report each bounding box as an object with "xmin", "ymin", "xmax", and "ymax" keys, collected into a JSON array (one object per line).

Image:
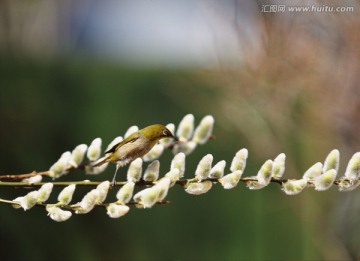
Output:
[{"xmin": 0, "ymin": 171, "xmax": 50, "ymax": 181}]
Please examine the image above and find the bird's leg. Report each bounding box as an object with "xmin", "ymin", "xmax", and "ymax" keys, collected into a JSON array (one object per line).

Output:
[{"xmin": 111, "ymin": 163, "xmax": 121, "ymax": 187}]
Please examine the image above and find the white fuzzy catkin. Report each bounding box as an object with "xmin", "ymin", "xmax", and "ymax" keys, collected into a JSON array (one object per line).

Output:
[
  {"xmin": 105, "ymin": 136, "xmax": 123, "ymax": 153},
  {"xmin": 133, "ymin": 187, "xmax": 161, "ymax": 208},
  {"xmin": 338, "ymin": 178, "xmax": 360, "ymax": 191},
  {"xmin": 257, "ymin": 160, "xmax": 273, "ymax": 185},
  {"xmin": 176, "ymin": 114, "xmax": 195, "ymax": 140},
  {"xmin": 58, "ymin": 184, "xmax": 76, "ymax": 205},
  {"xmin": 165, "ymin": 169, "xmax": 181, "ymax": 187},
  {"xmin": 154, "ymin": 178, "xmax": 171, "ymax": 201},
  {"xmin": 230, "ymin": 149, "xmax": 248, "ymax": 173},
  {"xmin": 87, "ymin": 138, "xmax": 102, "ymax": 161},
  {"xmin": 219, "ymin": 171, "xmax": 242, "ymax": 189},
  {"xmin": 209, "ymin": 160, "xmax": 226, "ymax": 179},
  {"xmin": 15, "ymin": 191, "xmax": 40, "ymax": 211},
  {"xmin": 76, "ymin": 189, "xmax": 100, "ymax": 214},
  {"xmin": 185, "ymin": 181, "xmax": 212, "ymax": 195},
  {"xmin": 107, "ymin": 204, "xmax": 130, "ymax": 218},
  {"xmin": 22, "ymin": 174, "xmax": 43, "ymax": 184},
  {"xmin": 171, "ymin": 153, "xmax": 186, "ymax": 178},
  {"xmin": 303, "ymin": 162, "xmax": 323, "ymax": 181},
  {"xmin": 172, "ymin": 141, "xmax": 197, "ymax": 155},
  {"xmin": 116, "ymin": 182, "xmax": 135, "ymax": 204},
  {"xmin": 143, "ymin": 144, "xmax": 164, "ymax": 162},
  {"xmin": 344, "ymin": 152, "xmax": 360, "ymax": 179},
  {"xmin": 314, "ymin": 169, "xmax": 337, "ymax": 191},
  {"xmin": 272, "ymin": 153, "xmax": 286, "ymax": 179},
  {"xmin": 127, "ymin": 158, "xmax": 143, "ymax": 182},
  {"xmin": 124, "ymin": 126, "xmax": 139, "ymax": 138},
  {"xmin": 246, "ymin": 178, "xmax": 267, "ymax": 190},
  {"xmin": 322, "ymin": 149, "xmax": 340, "ymax": 173},
  {"xmin": 282, "ymin": 179, "xmax": 308, "ymax": 195},
  {"xmin": 195, "ymin": 154, "xmax": 213, "ymax": 181},
  {"xmin": 37, "ymin": 183, "xmax": 53, "ymax": 203},
  {"xmin": 69, "ymin": 144, "xmax": 88, "ymax": 167},
  {"xmin": 95, "ymin": 181, "xmax": 110, "ymax": 204},
  {"xmin": 49, "ymin": 151, "xmax": 71, "ymax": 179},
  {"xmin": 47, "ymin": 206, "xmax": 72, "ymax": 222},
  {"xmin": 143, "ymin": 161, "xmax": 160, "ymax": 182},
  {"xmin": 192, "ymin": 115, "xmax": 214, "ymax": 145}
]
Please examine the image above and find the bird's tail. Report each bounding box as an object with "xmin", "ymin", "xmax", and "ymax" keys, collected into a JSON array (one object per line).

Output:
[{"xmin": 92, "ymin": 156, "xmax": 109, "ymax": 167}]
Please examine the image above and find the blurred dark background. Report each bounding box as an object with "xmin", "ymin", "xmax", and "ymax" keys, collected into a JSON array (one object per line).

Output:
[{"xmin": 1, "ymin": 0, "xmax": 359, "ymax": 260}]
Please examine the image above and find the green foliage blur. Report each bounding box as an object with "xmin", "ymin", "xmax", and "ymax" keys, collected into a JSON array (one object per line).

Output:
[{"xmin": 1, "ymin": 56, "xmax": 358, "ymax": 260}]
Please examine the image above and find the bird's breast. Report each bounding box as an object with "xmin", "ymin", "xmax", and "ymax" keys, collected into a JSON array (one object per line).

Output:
[{"xmin": 111, "ymin": 137, "xmax": 155, "ymax": 162}]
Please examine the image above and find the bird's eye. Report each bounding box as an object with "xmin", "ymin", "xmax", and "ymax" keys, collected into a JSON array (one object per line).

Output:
[{"xmin": 163, "ymin": 130, "xmax": 169, "ymax": 136}]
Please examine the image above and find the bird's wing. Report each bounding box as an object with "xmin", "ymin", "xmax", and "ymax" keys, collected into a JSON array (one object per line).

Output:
[{"xmin": 104, "ymin": 135, "xmax": 139, "ymax": 154}]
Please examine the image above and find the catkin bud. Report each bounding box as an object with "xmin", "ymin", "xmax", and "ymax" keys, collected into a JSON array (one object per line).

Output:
[
  {"xmin": 257, "ymin": 160, "xmax": 273, "ymax": 185},
  {"xmin": 87, "ymin": 138, "xmax": 102, "ymax": 161},
  {"xmin": 58, "ymin": 184, "xmax": 76, "ymax": 205},
  {"xmin": 303, "ymin": 162, "xmax": 323, "ymax": 181},
  {"xmin": 69, "ymin": 144, "xmax": 88, "ymax": 167},
  {"xmin": 105, "ymin": 136, "xmax": 123, "ymax": 153},
  {"xmin": 37, "ymin": 183, "xmax": 53, "ymax": 203},
  {"xmin": 230, "ymin": 149, "xmax": 248, "ymax": 172},
  {"xmin": 12, "ymin": 197, "xmax": 24, "ymax": 209},
  {"xmin": 246, "ymin": 178, "xmax": 267, "ymax": 190},
  {"xmin": 192, "ymin": 115, "xmax": 214, "ymax": 144},
  {"xmin": 143, "ymin": 144, "xmax": 164, "ymax": 162},
  {"xmin": 133, "ymin": 187, "xmax": 161, "ymax": 208},
  {"xmin": 219, "ymin": 170, "xmax": 242, "ymax": 189},
  {"xmin": 171, "ymin": 153, "xmax": 186, "ymax": 178},
  {"xmin": 46, "ymin": 206, "xmax": 72, "ymax": 222},
  {"xmin": 195, "ymin": 154, "xmax": 213, "ymax": 181},
  {"xmin": 49, "ymin": 151, "xmax": 71, "ymax": 179},
  {"xmin": 127, "ymin": 158, "xmax": 143, "ymax": 182},
  {"xmin": 143, "ymin": 161, "xmax": 160, "ymax": 182},
  {"xmin": 124, "ymin": 126, "xmax": 139, "ymax": 138},
  {"xmin": 272, "ymin": 153, "xmax": 286, "ymax": 179},
  {"xmin": 344, "ymin": 152, "xmax": 360, "ymax": 179},
  {"xmin": 314, "ymin": 169, "xmax": 337, "ymax": 191},
  {"xmin": 172, "ymin": 141, "xmax": 197, "ymax": 155},
  {"xmin": 107, "ymin": 204, "xmax": 130, "ymax": 218},
  {"xmin": 85, "ymin": 162, "xmax": 109, "ymax": 175},
  {"xmin": 209, "ymin": 160, "xmax": 226, "ymax": 179},
  {"xmin": 17, "ymin": 191, "xmax": 39, "ymax": 211},
  {"xmin": 338, "ymin": 179, "xmax": 360, "ymax": 192},
  {"xmin": 177, "ymin": 114, "xmax": 195, "ymax": 140},
  {"xmin": 165, "ymin": 169, "xmax": 181, "ymax": 187},
  {"xmin": 282, "ymin": 179, "xmax": 307, "ymax": 195},
  {"xmin": 116, "ymin": 182, "xmax": 135, "ymax": 204},
  {"xmin": 22, "ymin": 174, "xmax": 42, "ymax": 184},
  {"xmin": 322, "ymin": 149, "xmax": 340, "ymax": 173},
  {"xmin": 185, "ymin": 181, "xmax": 212, "ymax": 195},
  {"xmin": 76, "ymin": 189, "xmax": 99, "ymax": 214},
  {"xmin": 154, "ymin": 177, "xmax": 171, "ymax": 201},
  {"xmin": 96, "ymin": 181, "xmax": 110, "ymax": 204}
]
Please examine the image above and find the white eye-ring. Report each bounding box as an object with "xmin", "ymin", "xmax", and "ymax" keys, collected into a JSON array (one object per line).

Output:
[{"xmin": 163, "ymin": 130, "xmax": 169, "ymax": 136}]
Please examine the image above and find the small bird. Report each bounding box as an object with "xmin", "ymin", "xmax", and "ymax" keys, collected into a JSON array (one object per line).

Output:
[{"xmin": 93, "ymin": 124, "xmax": 176, "ymax": 186}]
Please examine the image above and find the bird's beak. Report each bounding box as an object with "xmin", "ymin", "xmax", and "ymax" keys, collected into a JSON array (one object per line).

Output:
[{"xmin": 173, "ymin": 136, "xmax": 179, "ymax": 143}]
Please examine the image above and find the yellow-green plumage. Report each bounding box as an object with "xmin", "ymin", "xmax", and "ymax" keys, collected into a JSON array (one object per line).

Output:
[{"xmin": 93, "ymin": 124, "xmax": 175, "ymax": 185}]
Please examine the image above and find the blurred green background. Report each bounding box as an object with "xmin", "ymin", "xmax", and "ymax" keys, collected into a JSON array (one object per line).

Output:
[{"xmin": 1, "ymin": 1, "xmax": 359, "ymax": 260}]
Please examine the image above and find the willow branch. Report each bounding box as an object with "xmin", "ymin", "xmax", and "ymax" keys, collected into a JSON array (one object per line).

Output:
[
  {"xmin": 0, "ymin": 197, "xmax": 171, "ymax": 209},
  {"xmin": 0, "ymin": 171, "xmax": 50, "ymax": 181},
  {"xmin": 0, "ymin": 177, "xmax": 352, "ymax": 188},
  {"xmin": 0, "ymin": 162, "xmax": 91, "ymax": 181}
]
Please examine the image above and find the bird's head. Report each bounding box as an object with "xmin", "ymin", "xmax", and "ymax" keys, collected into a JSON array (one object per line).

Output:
[{"xmin": 142, "ymin": 124, "xmax": 177, "ymax": 142}]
